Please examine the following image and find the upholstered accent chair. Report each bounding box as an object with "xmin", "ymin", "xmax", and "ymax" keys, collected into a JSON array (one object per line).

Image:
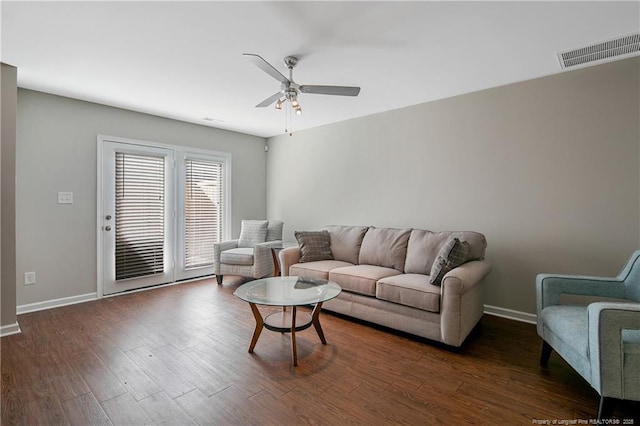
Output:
[
  {"xmin": 536, "ymin": 251, "xmax": 640, "ymax": 419},
  {"xmin": 213, "ymin": 220, "xmax": 283, "ymax": 284}
]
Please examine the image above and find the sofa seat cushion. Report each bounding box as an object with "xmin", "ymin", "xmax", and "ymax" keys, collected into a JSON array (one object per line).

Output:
[
  {"xmin": 376, "ymin": 274, "xmax": 441, "ymax": 313},
  {"xmin": 290, "ymin": 260, "xmax": 353, "ymax": 280},
  {"xmin": 541, "ymin": 305, "xmax": 589, "ymax": 358},
  {"xmin": 220, "ymin": 248, "xmax": 254, "ymax": 265},
  {"xmin": 329, "ymin": 265, "xmax": 401, "ymax": 296}
]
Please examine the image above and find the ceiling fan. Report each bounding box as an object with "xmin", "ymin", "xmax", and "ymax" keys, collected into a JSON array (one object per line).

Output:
[{"xmin": 243, "ymin": 53, "xmax": 361, "ymax": 115}]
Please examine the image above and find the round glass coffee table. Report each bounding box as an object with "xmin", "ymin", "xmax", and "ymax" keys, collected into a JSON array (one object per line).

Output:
[{"xmin": 234, "ymin": 276, "xmax": 341, "ymax": 366}]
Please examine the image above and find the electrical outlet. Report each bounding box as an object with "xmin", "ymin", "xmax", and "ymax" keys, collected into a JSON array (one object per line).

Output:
[{"xmin": 24, "ymin": 272, "xmax": 36, "ymax": 285}]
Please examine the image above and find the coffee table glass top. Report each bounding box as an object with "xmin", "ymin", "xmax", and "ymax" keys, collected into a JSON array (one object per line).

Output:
[{"xmin": 234, "ymin": 276, "xmax": 341, "ymax": 306}]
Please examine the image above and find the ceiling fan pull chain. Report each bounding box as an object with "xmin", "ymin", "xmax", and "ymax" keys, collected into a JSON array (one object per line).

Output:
[
  {"xmin": 284, "ymin": 101, "xmax": 289, "ymax": 134},
  {"xmin": 289, "ymin": 103, "xmax": 294, "ymax": 136}
]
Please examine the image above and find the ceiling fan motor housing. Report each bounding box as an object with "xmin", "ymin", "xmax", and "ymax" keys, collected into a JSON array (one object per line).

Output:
[
  {"xmin": 284, "ymin": 87, "xmax": 298, "ymax": 100},
  {"xmin": 284, "ymin": 56, "xmax": 298, "ymax": 69}
]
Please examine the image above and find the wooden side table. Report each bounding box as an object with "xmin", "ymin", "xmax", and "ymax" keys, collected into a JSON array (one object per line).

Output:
[{"xmin": 270, "ymin": 243, "xmax": 297, "ymax": 277}]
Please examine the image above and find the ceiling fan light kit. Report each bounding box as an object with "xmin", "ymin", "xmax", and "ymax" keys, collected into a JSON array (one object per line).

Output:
[{"xmin": 243, "ymin": 53, "xmax": 360, "ymax": 130}]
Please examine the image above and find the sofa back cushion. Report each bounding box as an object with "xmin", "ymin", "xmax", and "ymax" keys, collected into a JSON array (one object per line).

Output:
[
  {"xmin": 404, "ymin": 230, "xmax": 487, "ymax": 275},
  {"xmin": 266, "ymin": 220, "xmax": 284, "ymax": 242},
  {"xmin": 325, "ymin": 225, "xmax": 369, "ymax": 264},
  {"xmin": 358, "ymin": 227, "xmax": 412, "ymax": 271}
]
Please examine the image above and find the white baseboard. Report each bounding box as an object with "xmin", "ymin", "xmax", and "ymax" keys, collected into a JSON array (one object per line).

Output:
[
  {"xmin": 16, "ymin": 279, "xmax": 209, "ymax": 316},
  {"xmin": 0, "ymin": 322, "xmax": 21, "ymax": 337},
  {"xmin": 13, "ymin": 290, "xmax": 536, "ymax": 327},
  {"xmin": 17, "ymin": 292, "xmax": 97, "ymax": 315},
  {"xmin": 484, "ymin": 304, "xmax": 537, "ymax": 324}
]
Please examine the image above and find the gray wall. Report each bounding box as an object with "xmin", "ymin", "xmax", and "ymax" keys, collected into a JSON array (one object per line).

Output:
[
  {"xmin": 1, "ymin": 64, "xmax": 17, "ymax": 327},
  {"xmin": 266, "ymin": 57, "xmax": 640, "ymax": 315},
  {"xmin": 16, "ymin": 89, "xmax": 267, "ymax": 306}
]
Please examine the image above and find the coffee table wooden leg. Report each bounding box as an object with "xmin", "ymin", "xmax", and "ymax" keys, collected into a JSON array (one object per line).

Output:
[
  {"xmin": 248, "ymin": 303, "xmax": 263, "ymax": 353},
  {"xmin": 291, "ymin": 306, "xmax": 298, "ymax": 366},
  {"xmin": 311, "ymin": 302, "xmax": 327, "ymax": 344}
]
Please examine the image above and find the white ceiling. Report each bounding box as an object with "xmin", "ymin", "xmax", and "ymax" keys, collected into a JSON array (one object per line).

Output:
[{"xmin": 2, "ymin": 1, "xmax": 638, "ymax": 138}]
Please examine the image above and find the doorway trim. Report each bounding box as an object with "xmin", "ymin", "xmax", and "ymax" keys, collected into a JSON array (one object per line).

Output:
[{"xmin": 96, "ymin": 134, "xmax": 232, "ymax": 298}]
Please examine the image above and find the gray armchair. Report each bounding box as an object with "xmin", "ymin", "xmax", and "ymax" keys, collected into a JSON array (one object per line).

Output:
[
  {"xmin": 214, "ymin": 220, "xmax": 283, "ymax": 284},
  {"xmin": 536, "ymin": 251, "xmax": 640, "ymax": 419}
]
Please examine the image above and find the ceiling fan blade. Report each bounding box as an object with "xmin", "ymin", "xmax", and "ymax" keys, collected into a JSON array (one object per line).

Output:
[
  {"xmin": 243, "ymin": 53, "xmax": 289, "ymax": 84},
  {"xmin": 255, "ymin": 91, "xmax": 282, "ymax": 108},
  {"xmin": 299, "ymin": 85, "xmax": 361, "ymax": 96}
]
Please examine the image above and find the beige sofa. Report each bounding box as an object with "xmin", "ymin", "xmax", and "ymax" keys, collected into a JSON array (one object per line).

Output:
[{"xmin": 280, "ymin": 225, "xmax": 491, "ymax": 347}]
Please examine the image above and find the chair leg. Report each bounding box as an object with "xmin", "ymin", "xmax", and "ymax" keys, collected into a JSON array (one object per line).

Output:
[
  {"xmin": 216, "ymin": 274, "xmax": 223, "ymax": 285},
  {"xmin": 540, "ymin": 341, "xmax": 553, "ymax": 367},
  {"xmin": 597, "ymin": 396, "xmax": 615, "ymax": 420}
]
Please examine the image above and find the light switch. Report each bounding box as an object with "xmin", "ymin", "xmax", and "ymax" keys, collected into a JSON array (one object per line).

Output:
[
  {"xmin": 24, "ymin": 272, "xmax": 36, "ymax": 285},
  {"xmin": 58, "ymin": 192, "xmax": 73, "ymax": 204}
]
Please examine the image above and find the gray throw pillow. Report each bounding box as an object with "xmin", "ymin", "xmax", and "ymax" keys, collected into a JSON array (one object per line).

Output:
[
  {"xmin": 295, "ymin": 230, "xmax": 334, "ymax": 263},
  {"xmin": 429, "ymin": 238, "xmax": 470, "ymax": 285},
  {"xmin": 238, "ymin": 220, "xmax": 269, "ymax": 248}
]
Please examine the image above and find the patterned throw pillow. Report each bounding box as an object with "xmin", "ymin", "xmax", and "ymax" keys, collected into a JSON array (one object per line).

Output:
[
  {"xmin": 295, "ymin": 230, "xmax": 334, "ymax": 263},
  {"xmin": 238, "ymin": 220, "xmax": 269, "ymax": 248},
  {"xmin": 429, "ymin": 238, "xmax": 470, "ymax": 285}
]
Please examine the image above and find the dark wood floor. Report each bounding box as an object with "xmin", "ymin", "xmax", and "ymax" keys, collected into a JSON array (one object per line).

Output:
[{"xmin": 2, "ymin": 278, "xmax": 639, "ymax": 425}]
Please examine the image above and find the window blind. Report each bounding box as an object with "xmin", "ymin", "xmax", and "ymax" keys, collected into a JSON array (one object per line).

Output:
[
  {"xmin": 115, "ymin": 152, "xmax": 165, "ymax": 280},
  {"xmin": 184, "ymin": 158, "xmax": 223, "ymax": 269}
]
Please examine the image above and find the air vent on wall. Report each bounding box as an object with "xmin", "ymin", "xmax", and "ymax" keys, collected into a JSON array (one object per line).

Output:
[{"xmin": 557, "ymin": 32, "xmax": 640, "ymax": 70}]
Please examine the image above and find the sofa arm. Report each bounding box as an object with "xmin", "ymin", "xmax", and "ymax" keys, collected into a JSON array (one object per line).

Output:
[
  {"xmin": 213, "ymin": 240, "xmax": 239, "ymax": 273},
  {"xmin": 260, "ymin": 240, "xmax": 283, "ymax": 249},
  {"xmin": 536, "ymin": 274, "xmax": 625, "ymax": 317},
  {"xmin": 442, "ymin": 260, "xmax": 492, "ymax": 294},
  {"xmin": 279, "ymin": 246, "xmax": 301, "ymax": 276},
  {"xmin": 252, "ymin": 242, "xmax": 276, "ymax": 278},
  {"xmin": 587, "ymin": 302, "xmax": 640, "ymax": 399},
  {"xmin": 440, "ymin": 260, "xmax": 492, "ymax": 347}
]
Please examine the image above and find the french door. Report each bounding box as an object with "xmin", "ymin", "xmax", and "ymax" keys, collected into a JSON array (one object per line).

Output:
[
  {"xmin": 101, "ymin": 142, "xmax": 174, "ymax": 295},
  {"xmin": 176, "ymin": 155, "xmax": 225, "ymax": 279},
  {"xmin": 99, "ymin": 137, "xmax": 229, "ymax": 296}
]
